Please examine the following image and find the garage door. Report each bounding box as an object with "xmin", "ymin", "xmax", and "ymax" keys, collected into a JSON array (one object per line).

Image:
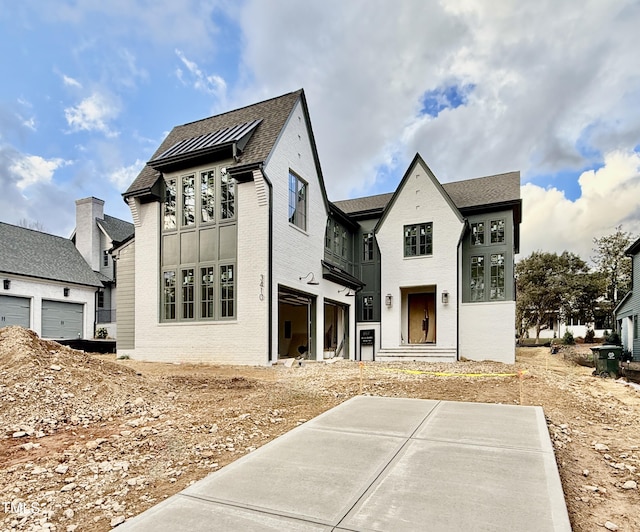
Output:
[
  {"xmin": 41, "ymin": 300, "xmax": 83, "ymax": 339},
  {"xmin": 0, "ymin": 295, "xmax": 31, "ymax": 328}
]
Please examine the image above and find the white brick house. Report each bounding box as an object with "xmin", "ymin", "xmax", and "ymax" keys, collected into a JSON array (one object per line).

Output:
[{"xmin": 120, "ymin": 90, "xmax": 521, "ymax": 365}]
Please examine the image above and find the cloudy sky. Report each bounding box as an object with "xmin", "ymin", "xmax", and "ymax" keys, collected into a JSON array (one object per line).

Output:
[{"xmin": 1, "ymin": 0, "xmax": 639, "ymax": 261}]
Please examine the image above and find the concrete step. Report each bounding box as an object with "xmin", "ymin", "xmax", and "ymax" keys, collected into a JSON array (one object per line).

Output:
[{"xmin": 376, "ymin": 346, "xmax": 457, "ymax": 363}]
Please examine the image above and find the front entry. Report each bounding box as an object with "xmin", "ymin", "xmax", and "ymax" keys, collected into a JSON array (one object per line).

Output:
[{"xmin": 408, "ymin": 293, "xmax": 436, "ymax": 344}]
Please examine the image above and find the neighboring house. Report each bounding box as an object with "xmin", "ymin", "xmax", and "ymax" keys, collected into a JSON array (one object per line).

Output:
[
  {"xmin": 120, "ymin": 89, "xmax": 521, "ymax": 365},
  {"xmin": 71, "ymin": 197, "xmax": 134, "ymax": 338},
  {"xmin": 525, "ymin": 312, "xmax": 612, "ymax": 341},
  {"xmin": 615, "ymin": 236, "xmax": 640, "ymax": 361},
  {"xmin": 0, "ymin": 222, "xmax": 102, "ymax": 339}
]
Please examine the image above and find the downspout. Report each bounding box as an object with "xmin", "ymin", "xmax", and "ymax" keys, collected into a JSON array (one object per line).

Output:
[
  {"xmin": 260, "ymin": 165, "xmax": 274, "ymax": 364},
  {"xmin": 456, "ymin": 221, "xmax": 468, "ymax": 361}
]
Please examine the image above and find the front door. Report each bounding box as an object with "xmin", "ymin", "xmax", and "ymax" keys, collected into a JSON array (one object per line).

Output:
[{"xmin": 408, "ymin": 293, "xmax": 436, "ymax": 344}]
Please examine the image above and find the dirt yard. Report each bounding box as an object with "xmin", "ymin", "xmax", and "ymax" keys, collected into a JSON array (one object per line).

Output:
[{"xmin": 1, "ymin": 325, "xmax": 639, "ymax": 531}]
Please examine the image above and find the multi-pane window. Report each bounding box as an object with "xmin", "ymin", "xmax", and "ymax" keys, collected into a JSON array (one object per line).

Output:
[
  {"xmin": 490, "ymin": 219, "xmax": 505, "ymax": 244},
  {"xmin": 97, "ymin": 290, "xmax": 104, "ymax": 309},
  {"xmin": 162, "ymin": 165, "xmax": 236, "ymax": 322},
  {"xmin": 220, "ymin": 265, "xmax": 234, "ymax": 318},
  {"xmin": 490, "ymin": 253, "xmax": 505, "ymax": 300},
  {"xmin": 182, "ymin": 175, "xmax": 196, "ymax": 227},
  {"xmin": 363, "ymin": 232, "xmax": 374, "ymax": 261},
  {"xmin": 221, "ymin": 169, "xmax": 235, "ymax": 219},
  {"xmin": 324, "ymin": 217, "xmax": 353, "ymax": 273},
  {"xmin": 164, "ymin": 178, "xmax": 177, "ymax": 230},
  {"xmin": 404, "ymin": 223, "xmax": 433, "ymax": 257},
  {"xmin": 470, "ymin": 256, "xmax": 485, "ymax": 301},
  {"xmin": 471, "ymin": 222, "xmax": 484, "ymax": 245},
  {"xmin": 288, "ymin": 171, "xmax": 307, "ymax": 230},
  {"xmin": 325, "ymin": 220, "xmax": 331, "ymax": 249},
  {"xmin": 200, "ymin": 267, "xmax": 215, "ymax": 319},
  {"xmin": 182, "ymin": 269, "xmax": 195, "ymax": 319},
  {"xmin": 163, "ymin": 271, "xmax": 176, "ymax": 320},
  {"xmin": 363, "ymin": 296, "xmax": 374, "ymax": 321},
  {"xmin": 201, "ymin": 170, "xmax": 215, "ymax": 223},
  {"xmin": 333, "ymin": 223, "xmax": 340, "ymax": 254}
]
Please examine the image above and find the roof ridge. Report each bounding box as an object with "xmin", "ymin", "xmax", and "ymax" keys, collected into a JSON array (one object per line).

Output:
[
  {"xmin": 0, "ymin": 220, "xmax": 61, "ymax": 239},
  {"xmin": 446, "ymin": 170, "xmax": 519, "ymax": 185},
  {"xmin": 175, "ymin": 89, "xmax": 303, "ymax": 129}
]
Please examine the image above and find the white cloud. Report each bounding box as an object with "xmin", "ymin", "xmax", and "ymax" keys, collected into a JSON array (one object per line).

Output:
[
  {"xmin": 108, "ymin": 159, "xmax": 145, "ymax": 191},
  {"xmin": 175, "ymin": 49, "xmax": 227, "ymax": 102},
  {"xmin": 9, "ymin": 153, "xmax": 72, "ymax": 190},
  {"xmin": 64, "ymin": 92, "xmax": 120, "ymax": 137},
  {"xmin": 235, "ymin": 0, "xmax": 640, "ymax": 258},
  {"xmin": 62, "ymin": 74, "xmax": 82, "ymax": 89},
  {"xmin": 521, "ymin": 150, "xmax": 640, "ymax": 261}
]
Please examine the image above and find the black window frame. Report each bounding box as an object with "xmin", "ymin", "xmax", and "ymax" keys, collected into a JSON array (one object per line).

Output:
[{"xmin": 404, "ymin": 222, "xmax": 433, "ymax": 257}]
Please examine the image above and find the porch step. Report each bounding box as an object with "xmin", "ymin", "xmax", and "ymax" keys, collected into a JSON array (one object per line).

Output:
[{"xmin": 376, "ymin": 346, "xmax": 457, "ymax": 363}]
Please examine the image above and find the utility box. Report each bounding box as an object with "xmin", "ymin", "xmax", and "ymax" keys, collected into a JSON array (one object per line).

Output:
[{"xmin": 590, "ymin": 345, "xmax": 622, "ymax": 378}]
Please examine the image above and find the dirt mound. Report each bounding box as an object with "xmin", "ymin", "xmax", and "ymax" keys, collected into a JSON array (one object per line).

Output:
[{"xmin": 0, "ymin": 326, "xmax": 170, "ymax": 437}]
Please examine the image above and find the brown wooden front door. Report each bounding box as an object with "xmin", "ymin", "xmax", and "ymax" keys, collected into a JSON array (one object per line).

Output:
[{"xmin": 408, "ymin": 293, "xmax": 436, "ymax": 344}]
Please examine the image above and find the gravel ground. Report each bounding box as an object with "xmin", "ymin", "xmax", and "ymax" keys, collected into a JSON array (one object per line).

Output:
[{"xmin": 1, "ymin": 326, "xmax": 639, "ymax": 531}]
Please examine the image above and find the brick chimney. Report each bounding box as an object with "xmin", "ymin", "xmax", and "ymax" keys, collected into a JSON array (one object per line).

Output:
[{"xmin": 75, "ymin": 197, "xmax": 104, "ymax": 271}]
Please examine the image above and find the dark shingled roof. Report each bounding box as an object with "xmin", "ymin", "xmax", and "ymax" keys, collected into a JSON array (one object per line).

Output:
[
  {"xmin": 125, "ymin": 90, "xmax": 303, "ymax": 197},
  {"xmin": 333, "ymin": 171, "xmax": 520, "ymax": 215},
  {"xmin": 0, "ymin": 222, "xmax": 103, "ymax": 287},
  {"xmin": 97, "ymin": 214, "xmax": 134, "ymax": 244}
]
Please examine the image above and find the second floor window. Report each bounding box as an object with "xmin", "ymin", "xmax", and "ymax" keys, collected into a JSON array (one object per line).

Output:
[
  {"xmin": 471, "ymin": 222, "xmax": 484, "ymax": 245},
  {"xmin": 163, "ymin": 167, "xmax": 235, "ymax": 232},
  {"xmin": 490, "ymin": 253, "xmax": 505, "ymax": 300},
  {"xmin": 288, "ymin": 171, "xmax": 307, "ymax": 230},
  {"xmin": 404, "ymin": 223, "xmax": 433, "ymax": 257},
  {"xmin": 491, "ymin": 219, "xmax": 505, "ymax": 244},
  {"xmin": 363, "ymin": 233, "xmax": 374, "ymax": 261}
]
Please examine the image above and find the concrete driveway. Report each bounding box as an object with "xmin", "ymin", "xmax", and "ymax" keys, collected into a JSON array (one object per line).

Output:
[{"xmin": 118, "ymin": 396, "xmax": 571, "ymax": 531}]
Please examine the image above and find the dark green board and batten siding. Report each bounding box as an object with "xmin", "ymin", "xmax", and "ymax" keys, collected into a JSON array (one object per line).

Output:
[{"xmin": 0, "ymin": 295, "xmax": 31, "ymax": 328}]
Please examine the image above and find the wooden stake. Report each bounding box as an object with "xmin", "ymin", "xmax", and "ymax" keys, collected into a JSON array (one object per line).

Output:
[
  {"xmin": 519, "ymin": 370, "xmax": 524, "ymax": 405},
  {"xmin": 359, "ymin": 361, "xmax": 364, "ymax": 395}
]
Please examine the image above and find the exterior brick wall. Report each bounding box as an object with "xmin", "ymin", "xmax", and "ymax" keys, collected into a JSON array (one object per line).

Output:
[
  {"xmin": 127, "ymin": 182, "xmax": 270, "ymax": 365},
  {"xmin": 459, "ymin": 301, "xmax": 516, "ymax": 363}
]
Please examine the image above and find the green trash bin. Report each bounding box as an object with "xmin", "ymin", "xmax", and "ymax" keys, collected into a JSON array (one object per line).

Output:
[{"xmin": 590, "ymin": 345, "xmax": 622, "ymax": 378}]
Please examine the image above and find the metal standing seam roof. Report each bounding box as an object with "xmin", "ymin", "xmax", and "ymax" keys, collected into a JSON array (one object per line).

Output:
[
  {"xmin": 125, "ymin": 90, "xmax": 303, "ymax": 197},
  {"xmin": 0, "ymin": 222, "xmax": 103, "ymax": 287},
  {"xmin": 333, "ymin": 171, "xmax": 521, "ymax": 215},
  {"xmin": 150, "ymin": 119, "xmax": 262, "ymax": 165}
]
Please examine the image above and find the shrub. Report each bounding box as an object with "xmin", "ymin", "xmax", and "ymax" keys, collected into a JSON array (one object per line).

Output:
[
  {"xmin": 562, "ymin": 330, "xmax": 575, "ymax": 345},
  {"xmin": 95, "ymin": 327, "xmax": 108, "ymax": 339},
  {"xmin": 605, "ymin": 331, "xmax": 621, "ymax": 345},
  {"xmin": 584, "ymin": 329, "xmax": 595, "ymax": 343}
]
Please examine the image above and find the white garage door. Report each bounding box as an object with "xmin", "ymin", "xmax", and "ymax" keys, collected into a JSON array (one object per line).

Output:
[
  {"xmin": 0, "ymin": 295, "xmax": 31, "ymax": 328},
  {"xmin": 41, "ymin": 300, "xmax": 83, "ymax": 339}
]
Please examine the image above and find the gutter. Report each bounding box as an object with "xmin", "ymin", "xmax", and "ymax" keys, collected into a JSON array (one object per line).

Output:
[{"xmin": 260, "ymin": 165, "xmax": 275, "ymax": 364}]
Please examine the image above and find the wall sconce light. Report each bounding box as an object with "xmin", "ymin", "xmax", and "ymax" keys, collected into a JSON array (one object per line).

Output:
[
  {"xmin": 64, "ymin": 287, "xmax": 70, "ymax": 297},
  {"xmin": 299, "ymin": 272, "xmax": 319, "ymax": 285},
  {"xmin": 3, "ymin": 279, "xmax": 10, "ymax": 290},
  {"xmin": 441, "ymin": 291, "xmax": 449, "ymax": 304},
  {"xmin": 338, "ymin": 286, "xmax": 355, "ymax": 297},
  {"xmin": 385, "ymin": 294, "xmax": 393, "ymax": 307}
]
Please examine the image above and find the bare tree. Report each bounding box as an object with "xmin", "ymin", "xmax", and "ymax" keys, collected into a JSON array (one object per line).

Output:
[{"xmin": 17, "ymin": 218, "xmax": 47, "ymax": 232}]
